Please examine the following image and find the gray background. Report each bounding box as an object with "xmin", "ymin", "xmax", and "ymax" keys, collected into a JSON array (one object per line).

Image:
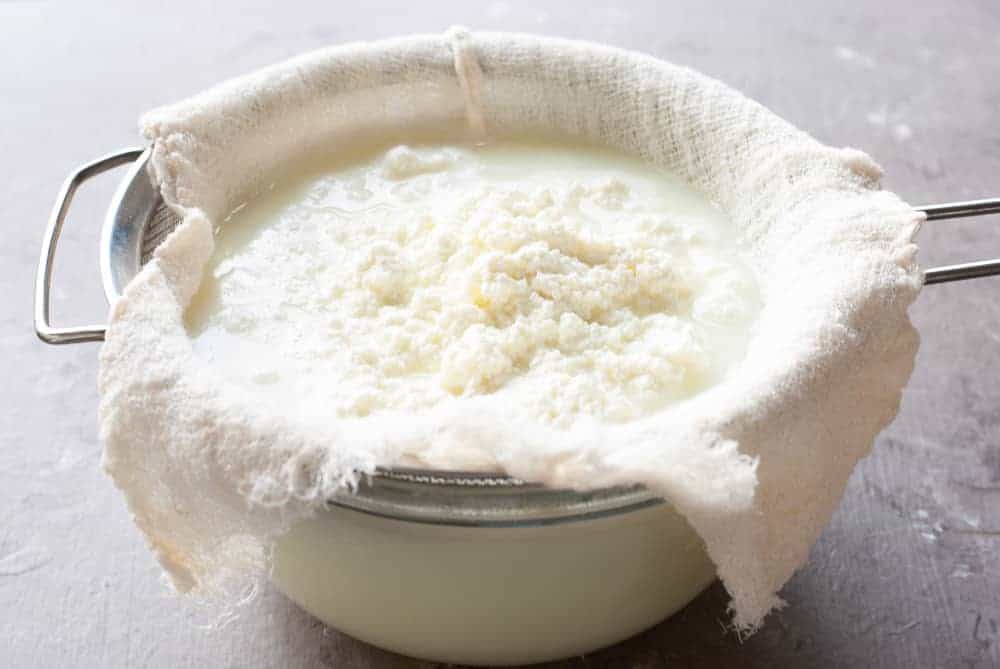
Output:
[{"xmin": 3, "ymin": 1, "xmax": 999, "ymax": 667}]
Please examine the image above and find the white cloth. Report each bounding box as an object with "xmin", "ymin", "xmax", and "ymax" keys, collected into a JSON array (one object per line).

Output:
[{"xmin": 99, "ymin": 29, "xmax": 922, "ymax": 631}]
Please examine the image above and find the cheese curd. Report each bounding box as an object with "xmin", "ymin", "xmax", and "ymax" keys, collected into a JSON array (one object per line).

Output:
[{"xmin": 185, "ymin": 139, "xmax": 759, "ymax": 425}]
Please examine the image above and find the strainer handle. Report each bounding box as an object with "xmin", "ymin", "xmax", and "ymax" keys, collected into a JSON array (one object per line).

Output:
[
  {"xmin": 918, "ymin": 198, "xmax": 1000, "ymax": 284},
  {"xmin": 34, "ymin": 148, "xmax": 143, "ymax": 345}
]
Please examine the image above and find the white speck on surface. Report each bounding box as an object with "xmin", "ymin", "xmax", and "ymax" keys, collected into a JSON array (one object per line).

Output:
[
  {"xmin": 865, "ymin": 110, "xmax": 913, "ymax": 143},
  {"xmin": 834, "ymin": 45, "xmax": 876, "ymax": 68},
  {"xmin": 892, "ymin": 123, "xmax": 913, "ymax": 142},
  {"xmin": 912, "ymin": 511, "xmax": 942, "ymax": 544},
  {"xmin": 866, "ymin": 110, "xmax": 887, "ymax": 126},
  {"xmin": 890, "ymin": 620, "xmax": 920, "ymax": 635},
  {"xmin": 950, "ymin": 564, "xmax": 972, "ymax": 579}
]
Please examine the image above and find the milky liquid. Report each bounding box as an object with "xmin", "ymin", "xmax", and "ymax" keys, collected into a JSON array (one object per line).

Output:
[{"xmin": 185, "ymin": 138, "xmax": 760, "ymax": 425}]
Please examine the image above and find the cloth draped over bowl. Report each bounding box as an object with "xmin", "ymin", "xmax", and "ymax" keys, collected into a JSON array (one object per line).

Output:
[{"xmin": 98, "ymin": 28, "xmax": 922, "ymax": 632}]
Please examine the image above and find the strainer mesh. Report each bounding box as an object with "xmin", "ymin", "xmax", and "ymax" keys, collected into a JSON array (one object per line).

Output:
[{"xmin": 140, "ymin": 203, "xmax": 181, "ymax": 265}]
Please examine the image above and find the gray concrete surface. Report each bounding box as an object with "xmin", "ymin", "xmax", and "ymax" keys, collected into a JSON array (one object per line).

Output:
[{"xmin": 3, "ymin": 1, "xmax": 1000, "ymax": 667}]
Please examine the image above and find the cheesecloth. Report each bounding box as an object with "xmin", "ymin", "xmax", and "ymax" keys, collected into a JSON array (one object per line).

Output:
[{"xmin": 99, "ymin": 28, "xmax": 922, "ymax": 632}]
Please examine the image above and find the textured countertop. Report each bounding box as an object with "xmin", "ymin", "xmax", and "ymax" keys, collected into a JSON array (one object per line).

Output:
[{"xmin": 4, "ymin": 2, "xmax": 1000, "ymax": 667}]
